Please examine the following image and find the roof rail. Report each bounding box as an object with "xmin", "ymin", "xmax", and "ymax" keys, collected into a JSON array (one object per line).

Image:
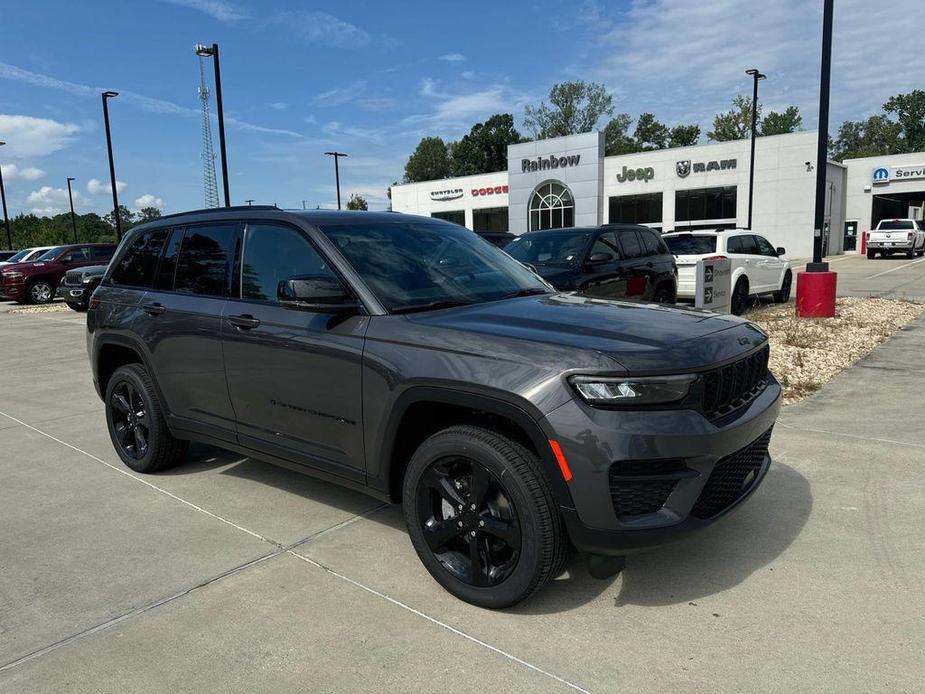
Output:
[{"xmin": 150, "ymin": 204, "xmax": 279, "ymax": 222}]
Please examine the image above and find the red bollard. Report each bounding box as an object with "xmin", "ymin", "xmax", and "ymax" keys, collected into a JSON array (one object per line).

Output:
[{"xmin": 795, "ymin": 270, "xmax": 837, "ymax": 317}]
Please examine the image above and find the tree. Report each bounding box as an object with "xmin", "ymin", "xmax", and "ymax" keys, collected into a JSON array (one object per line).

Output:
[
  {"xmin": 830, "ymin": 115, "xmax": 902, "ymax": 161},
  {"xmin": 708, "ymin": 94, "xmax": 757, "ymax": 142},
  {"xmin": 136, "ymin": 207, "xmax": 163, "ymax": 223},
  {"xmin": 451, "ymin": 113, "xmax": 523, "ymax": 176},
  {"xmin": 103, "ymin": 205, "xmax": 135, "ymax": 232},
  {"xmin": 761, "ymin": 106, "xmax": 802, "ymax": 136},
  {"xmin": 523, "ymin": 81, "xmax": 613, "ymax": 138},
  {"xmin": 346, "ymin": 193, "xmax": 368, "ymax": 211},
  {"xmin": 633, "ymin": 112, "xmax": 670, "ymax": 150},
  {"xmin": 668, "ymin": 123, "xmax": 701, "ymax": 148},
  {"xmin": 603, "ymin": 114, "xmax": 638, "ymax": 156},
  {"xmin": 404, "ymin": 136, "xmax": 452, "ymax": 182},
  {"xmin": 883, "ymin": 89, "xmax": 925, "ymax": 153}
]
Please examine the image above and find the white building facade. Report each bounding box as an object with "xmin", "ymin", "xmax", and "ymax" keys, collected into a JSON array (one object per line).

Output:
[{"xmin": 392, "ymin": 129, "xmax": 925, "ymax": 259}]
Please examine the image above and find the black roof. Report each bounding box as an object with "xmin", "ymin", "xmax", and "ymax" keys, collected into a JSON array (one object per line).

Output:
[
  {"xmin": 137, "ymin": 207, "xmax": 414, "ymax": 227},
  {"xmin": 519, "ymin": 223, "xmax": 652, "ymax": 236}
]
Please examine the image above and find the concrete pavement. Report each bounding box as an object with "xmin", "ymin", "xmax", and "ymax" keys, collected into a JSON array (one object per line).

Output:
[{"xmin": 0, "ymin": 300, "xmax": 923, "ymax": 692}]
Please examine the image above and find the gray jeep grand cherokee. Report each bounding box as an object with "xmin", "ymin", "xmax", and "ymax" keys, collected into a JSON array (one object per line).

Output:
[{"xmin": 87, "ymin": 207, "xmax": 780, "ymax": 608}]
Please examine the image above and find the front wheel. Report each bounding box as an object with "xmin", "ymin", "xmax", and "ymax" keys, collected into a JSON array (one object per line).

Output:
[
  {"xmin": 402, "ymin": 426, "xmax": 567, "ymax": 608},
  {"xmin": 105, "ymin": 364, "xmax": 188, "ymax": 473},
  {"xmin": 772, "ymin": 270, "xmax": 792, "ymax": 303},
  {"xmin": 28, "ymin": 281, "xmax": 55, "ymax": 304}
]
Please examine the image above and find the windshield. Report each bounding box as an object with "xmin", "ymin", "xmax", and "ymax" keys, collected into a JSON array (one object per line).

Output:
[
  {"xmin": 504, "ymin": 233, "xmax": 589, "ymax": 267},
  {"xmin": 5, "ymin": 249, "xmax": 39, "ymax": 263},
  {"xmin": 877, "ymin": 221, "xmax": 914, "ymax": 230},
  {"xmin": 34, "ymin": 246, "xmax": 66, "ymax": 261},
  {"xmin": 663, "ymin": 235, "xmax": 717, "ymax": 255},
  {"xmin": 319, "ymin": 221, "xmax": 551, "ymax": 313}
]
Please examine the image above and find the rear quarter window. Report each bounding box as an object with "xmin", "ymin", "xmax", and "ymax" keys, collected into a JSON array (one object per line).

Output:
[{"xmin": 110, "ymin": 230, "xmax": 169, "ymax": 288}]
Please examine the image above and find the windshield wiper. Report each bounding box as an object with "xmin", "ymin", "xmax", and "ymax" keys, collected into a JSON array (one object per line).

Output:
[
  {"xmin": 392, "ymin": 299, "xmax": 477, "ymax": 314},
  {"xmin": 499, "ymin": 288, "xmax": 552, "ymax": 300}
]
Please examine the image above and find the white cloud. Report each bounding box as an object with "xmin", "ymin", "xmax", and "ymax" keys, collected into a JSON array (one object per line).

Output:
[
  {"xmin": 269, "ymin": 102, "xmax": 288, "ymax": 110},
  {"xmin": 87, "ymin": 178, "xmax": 127, "ymax": 195},
  {"xmin": 272, "ymin": 11, "xmax": 372, "ymax": 48},
  {"xmin": 461, "ymin": 71, "xmax": 476, "ymax": 80},
  {"xmin": 135, "ymin": 194, "xmax": 164, "ymax": 209},
  {"xmin": 0, "ymin": 163, "xmax": 46, "ymax": 181},
  {"xmin": 26, "ymin": 186, "xmax": 87, "ymax": 216},
  {"xmin": 322, "ymin": 121, "xmax": 387, "ymax": 145},
  {"xmin": 0, "ymin": 114, "xmax": 79, "ymax": 158},
  {"xmin": 312, "ymin": 80, "xmax": 368, "ymax": 107},
  {"xmin": 439, "ymin": 53, "xmax": 467, "ymax": 63},
  {"xmin": 403, "ymin": 83, "xmax": 525, "ymax": 131},
  {"xmin": 159, "ymin": 0, "xmax": 246, "ymax": 22}
]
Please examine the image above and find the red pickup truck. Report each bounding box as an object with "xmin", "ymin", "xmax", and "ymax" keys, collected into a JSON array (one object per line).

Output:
[{"xmin": 0, "ymin": 243, "xmax": 116, "ymax": 304}]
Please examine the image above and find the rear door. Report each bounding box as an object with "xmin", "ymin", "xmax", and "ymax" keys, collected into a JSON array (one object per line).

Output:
[
  {"xmin": 726, "ymin": 234, "xmax": 765, "ymax": 292},
  {"xmin": 615, "ymin": 230, "xmax": 649, "ymax": 298},
  {"xmin": 638, "ymin": 228, "xmax": 673, "ymax": 297},
  {"xmin": 132, "ymin": 223, "xmax": 241, "ymax": 442},
  {"xmin": 580, "ymin": 231, "xmax": 627, "ymax": 299},
  {"xmin": 221, "ymin": 221, "xmax": 367, "ymax": 480}
]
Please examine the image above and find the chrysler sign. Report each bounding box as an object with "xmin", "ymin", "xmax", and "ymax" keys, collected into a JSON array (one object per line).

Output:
[{"xmin": 430, "ymin": 188, "xmax": 464, "ymax": 201}]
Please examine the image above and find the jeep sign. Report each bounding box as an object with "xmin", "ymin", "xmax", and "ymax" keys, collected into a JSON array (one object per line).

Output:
[
  {"xmin": 616, "ymin": 165, "xmax": 655, "ymax": 183},
  {"xmin": 521, "ymin": 154, "xmax": 581, "ymax": 173}
]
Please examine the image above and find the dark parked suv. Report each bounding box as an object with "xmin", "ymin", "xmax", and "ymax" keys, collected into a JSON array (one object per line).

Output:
[
  {"xmin": 0, "ymin": 243, "xmax": 115, "ymax": 303},
  {"xmin": 88, "ymin": 208, "xmax": 780, "ymax": 608},
  {"xmin": 505, "ymin": 225, "xmax": 677, "ymax": 303}
]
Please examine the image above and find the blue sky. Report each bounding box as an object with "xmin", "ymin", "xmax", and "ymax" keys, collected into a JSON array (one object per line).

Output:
[{"xmin": 1, "ymin": 0, "xmax": 922, "ymax": 217}]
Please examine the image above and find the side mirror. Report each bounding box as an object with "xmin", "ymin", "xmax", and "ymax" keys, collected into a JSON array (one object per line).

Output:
[
  {"xmin": 277, "ymin": 276, "xmax": 359, "ymax": 313},
  {"xmin": 588, "ymin": 251, "xmax": 614, "ymax": 265},
  {"xmin": 776, "ymin": 247, "xmax": 786, "ymax": 256}
]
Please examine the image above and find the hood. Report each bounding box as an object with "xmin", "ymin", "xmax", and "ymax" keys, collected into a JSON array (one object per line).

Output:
[
  {"xmin": 0, "ymin": 260, "xmax": 54, "ymax": 274},
  {"xmin": 408, "ymin": 293, "xmax": 767, "ymax": 373},
  {"xmin": 67, "ymin": 264, "xmax": 108, "ymax": 279}
]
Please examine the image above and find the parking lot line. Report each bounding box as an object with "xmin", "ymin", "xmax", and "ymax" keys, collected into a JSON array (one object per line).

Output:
[
  {"xmin": 866, "ymin": 256, "xmax": 925, "ymax": 279},
  {"xmin": 0, "ymin": 408, "xmax": 588, "ymax": 692},
  {"xmin": 287, "ymin": 548, "xmax": 592, "ymax": 694}
]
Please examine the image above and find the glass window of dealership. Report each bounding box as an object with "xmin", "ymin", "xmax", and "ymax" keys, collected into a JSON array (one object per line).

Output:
[{"xmin": 390, "ymin": 130, "xmax": 925, "ymax": 260}]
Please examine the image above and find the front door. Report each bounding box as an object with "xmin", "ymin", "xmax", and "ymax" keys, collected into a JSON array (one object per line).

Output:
[
  {"xmin": 580, "ymin": 232, "xmax": 628, "ymax": 299},
  {"xmin": 753, "ymin": 234, "xmax": 787, "ymax": 291},
  {"xmin": 221, "ymin": 222, "xmax": 367, "ymax": 481}
]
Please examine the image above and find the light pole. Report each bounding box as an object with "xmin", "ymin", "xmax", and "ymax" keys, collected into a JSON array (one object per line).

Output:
[
  {"xmin": 101, "ymin": 91, "xmax": 123, "ymax": 239},
  {"xmin": 245, "ymin": 199, "xmax": 254, "ymax": 206},
  {"xmin": 324, "ymin": 151, "xmax": 348, "ymax": 209},
  {"xmin": 66, "ymin": 177, "xmax": 78, "ymax": 243},
  {"xmin": 0, "ymin": 141, "xmax": 11, "ymax": 250},
  {"xmin": 745, "ymin": 68, "xmax": 766, "ymax": 230},
  {"xmin": 195, "ymin": 43, "xmax": 230, "ymax": 207}
]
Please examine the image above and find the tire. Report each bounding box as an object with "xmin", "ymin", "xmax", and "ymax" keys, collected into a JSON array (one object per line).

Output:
[
  {"xmin": 772, "ymin": 270, "xmax": 792, "ymax": 303},
  {"xmin": 907, "ymin": 247, "xmax": 915, "ymax": 259},
  {"xmin": 652, "ymin": 283, "xmax": 675, "ymax": 304},
  {"xmin": 731, "ymin": 277, "xmax": 749, "ymax": 316},
  {"xmin": 27, "ymin": 280, "xmax": 55, "ymax": 304},
  {"xmin": 402, "ymin": 425, "xmax": 567, "ymax": 609},
  {"xmin": 867, "ymin": 249, "xmax": 876, "ymax": 260},
  {"xmin": 105, "ymin": 364, "xmax": 188, "ymax": 473},
  {"xmin": 65, "ymin": 301, "xmax": 87, "ymax": 312}
]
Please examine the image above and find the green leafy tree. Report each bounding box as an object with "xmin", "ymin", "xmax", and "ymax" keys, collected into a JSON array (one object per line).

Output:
[
  {"xmin": 403, "ymin": 136, "xmax": 453, "ymax": 182},
  {"xmin": 668, "ymin": 123, "xmax": 701, "ymax": 148},
  {"xmin": 883, "ymin": 90, "xmax": 925, "ymax": 153},
  {"xmin": 523, "ymin": 80, "xmax": 613, "ymax": 138},
  {"xmin": 633, "ymin": 112, "xmax": 670, "ymax": 150},
  {"xmin": 136, "ymin": 206, "xmax": 163, "ymax": 224},
  {"xmin": 450, "ymin": 113, "xmax": 523, "ymax": 176},
  {"xmin": 9, "ymin": 211, "xmax": 116, "ymax": 249},
  {"xmin": 345, "ymin": 193, "xmax": 368, "ymax": 211},
  {"xmin": 603, "ymin": 114, "xmax": 638, "ymax": 156},
  {"xmin": 708, "ymin": 94, "xmax": 758, "ymax": 141},
  {"xmin": 103, "ymin": 205, "xmax": 135, "ymax": 233},
  {"xmin": 830, "ymin": 115, "xmax": 902, "ymax": 161},
  {"xmin": 760, "ymin": 106, "xmax": 802, "ymax": 136}
]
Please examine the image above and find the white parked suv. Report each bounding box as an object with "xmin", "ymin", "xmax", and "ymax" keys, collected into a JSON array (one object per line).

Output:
[
  {"xmin": 866, "ymin": 219, "xmax": 925, "ymax": 259},
  {"xmin": 0, "ymin": 246, "xmax": 55, "ymax": 267},
  {"xmin": 663, "ymin": 230, "xmax": 791, "ymax": 315}
]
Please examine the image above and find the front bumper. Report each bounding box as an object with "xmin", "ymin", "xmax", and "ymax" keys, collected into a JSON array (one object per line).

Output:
[
  {"xmin": 57, "ymin": 285, "xmax": 88, "ymax": 303},
  {"xmin": 0, "ymin": 282, "xmax": 24, "ymax": 299},
  {"xmin": 543, "ymin": 375, "xmax": 781, "ymax": 556}
]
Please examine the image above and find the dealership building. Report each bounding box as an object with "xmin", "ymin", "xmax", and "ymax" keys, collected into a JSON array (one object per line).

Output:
[{"xmin": 391, "ymin": 130, "xmax": 925, "ymax": 259}]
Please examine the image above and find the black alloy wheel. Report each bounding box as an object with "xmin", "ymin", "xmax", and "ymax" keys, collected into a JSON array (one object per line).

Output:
[
  {"xmin": 652, "ymin": 284, "xmax": 675, "ymax": 304},
  {"xmin": 773, "ymin": 271, "xmax": 792, "ymax": 303},
  {"xmin": 110, "ymin": 380, "xmax": 150, "ymax": 461},
  {"xmin": 731, "ymin": 278, "xmax": 749, "ymax": 315},
  {"xmin": 416, "ymin": 456, "xmax": 521, "ymax": 587}
]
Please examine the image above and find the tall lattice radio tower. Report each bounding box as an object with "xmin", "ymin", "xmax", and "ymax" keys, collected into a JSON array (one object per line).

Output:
[{"xmin": 197, "ymin": 52, "xmax": 220, "ymax": 209}]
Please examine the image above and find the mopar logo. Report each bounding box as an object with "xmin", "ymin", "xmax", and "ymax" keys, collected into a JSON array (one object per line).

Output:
[{"xmin": 872, "ymin": 167, "xmax": 890, "ymax": 184}]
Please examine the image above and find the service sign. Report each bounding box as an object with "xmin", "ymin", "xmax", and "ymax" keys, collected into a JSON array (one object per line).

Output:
[
  {"xmin": 872, "ymin": 164, "xmax": 925, "ymax": 185},
  {"xmin": 695, "ymin": 257, "xmax": 731, "ymax": 313}
]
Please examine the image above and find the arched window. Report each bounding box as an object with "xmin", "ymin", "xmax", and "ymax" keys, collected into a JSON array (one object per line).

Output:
[{"xmin": 529, "ymin": 181, "xmax": 575, "ymax": 231}]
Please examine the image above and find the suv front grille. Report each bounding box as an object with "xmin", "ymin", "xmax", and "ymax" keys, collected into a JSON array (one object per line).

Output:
[
  {"xmin": 701, "ymin": 346, "xmax": 769, "ymax": 420},
  {"xmin": 64, "ymin": 271, "xmax": 83, "ymax": 286},
  {"xmin": 690, "ymin": 428, "xmax": 772, "ymax": 519},
  {"xmin": 609, "ymin": 459, "xmax": 687, "ymax": 519}
]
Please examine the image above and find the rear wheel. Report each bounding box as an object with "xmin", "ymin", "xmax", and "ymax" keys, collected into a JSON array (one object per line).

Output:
[
  {"xmin": 867, "ymin": 249, "xmax": 876, "ymax": 259},
  {"xmin": 105, "ymin": 364, "xmax": 188, "ymax": 473},
  {"xmin": 772, "ymin": 270, "xmax": 792, "ymax": 303},
  {"xmin": 27, "ymin": 280, "xmax": 54, "ymax": 304},
  {"xmin": 403, "ymin": 425, "xmax": 567, "ymax": 608},
  {"xmin": 652, "ymin": 283, "xmax": 675, "ymax": 304},
  {"xmin": 731, "ymin": 277, "xmax": 749, "ymax": 316}
]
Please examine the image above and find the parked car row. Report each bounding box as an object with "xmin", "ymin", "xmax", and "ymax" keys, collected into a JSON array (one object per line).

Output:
[{"xmin": 0, "ymin": 243, "xmax": 115, "ymax": 308}]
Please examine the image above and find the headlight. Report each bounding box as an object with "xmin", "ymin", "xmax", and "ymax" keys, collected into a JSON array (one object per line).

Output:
[
  {"xmin": 569, "ymin": 374, "xmax": 695, "ymax": 406},
  {"xmin": 82, "ymin": 275, "xmax": 94, "ymax": 284},
  {"xmin": 2, "ymin": 271, "xmax": 23, "ymax": 281}
]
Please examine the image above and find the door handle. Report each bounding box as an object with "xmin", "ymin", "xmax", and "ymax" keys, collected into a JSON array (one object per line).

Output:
[
  {"xmin": 228, "ymin": 314, "xmax": 260, "ymax": 330},
  {"xmin": 142, "ymin": 302, "xmax": 165, "ymax": 316}
]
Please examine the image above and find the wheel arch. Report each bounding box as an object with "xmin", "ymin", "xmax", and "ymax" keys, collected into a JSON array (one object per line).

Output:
[{"xmin": 95, "ymin": 335, "xmax": 166, "ymax": 410}]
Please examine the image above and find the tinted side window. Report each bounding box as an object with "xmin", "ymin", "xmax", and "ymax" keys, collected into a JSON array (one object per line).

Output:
[
  {"xmin": 92, "ymin": 246, "xmax": 115, "ymax": 262},
  {"xmin": 174, "ymin": 224, "xmax": 237, "ymax": 297},
  {"xmin": 587, "ymin": 232, "xmax": 620, "ymax": 262},
  {"xmin": 755, "ymin": 235, "xmax": 777, "ymax": 256},
  {"xmin": 639, "ymin": 229, "xmax": 663, "ymax": 256},
  {"xmin": 727, "ymin": 236, "xmax": 750, "ymax": 254},
  {"xmin": 110, "ymin": 230, "xmax": 169, "ymax": 288},
  {"xmin": 241, "ymin": 224, "xmax": 337, "ymax": 303},
  {"xmin": 618, "ymin": 231, "xmax": 643, "ymax": 259},
  {"xmin": 61, "ymin": 247, "xmax": 92, "ymax": 263}
]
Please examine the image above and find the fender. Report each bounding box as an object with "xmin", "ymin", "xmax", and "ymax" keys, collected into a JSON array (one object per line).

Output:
[{"xmin": 370, "ymin": 384, "xmax": 576, "ymax": 510}]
